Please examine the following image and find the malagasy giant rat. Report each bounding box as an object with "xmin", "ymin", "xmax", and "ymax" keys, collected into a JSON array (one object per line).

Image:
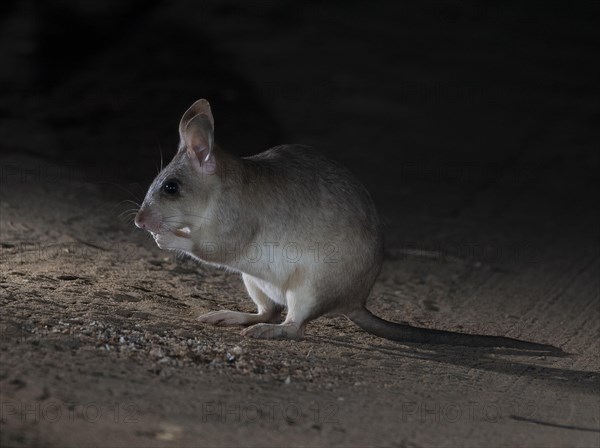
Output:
[{"xmin": 135, "ymin": 99, "xmax": 558, "ymax": 350}]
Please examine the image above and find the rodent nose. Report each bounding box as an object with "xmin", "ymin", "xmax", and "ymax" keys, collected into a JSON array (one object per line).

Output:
[{"xmin": 134, "ymin": 210, "xmax": 146, "ymax": 229}]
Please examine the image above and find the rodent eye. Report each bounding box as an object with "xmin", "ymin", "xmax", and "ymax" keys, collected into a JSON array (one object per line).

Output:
[{"xmin": 162, "ymin": 180, "xmax": 180, "ymax": 195}]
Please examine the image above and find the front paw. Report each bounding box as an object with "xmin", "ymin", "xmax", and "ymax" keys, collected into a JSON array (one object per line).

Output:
[{"xmin": 154, "ymin": 232, "xmax": 193, "ymax": 252}]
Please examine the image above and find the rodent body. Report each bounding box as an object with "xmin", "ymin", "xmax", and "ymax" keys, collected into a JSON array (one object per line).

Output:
[
  {"xmin": 135, "ymin": 99, "xmax": 382, "ymax": 338},
  {"xmin": 135, "ymin": 99, "xmax": 560, "ymax": 350},
  {"xmin": 192, "ymin": 144, "xmax": 385, "ymax": 336}
]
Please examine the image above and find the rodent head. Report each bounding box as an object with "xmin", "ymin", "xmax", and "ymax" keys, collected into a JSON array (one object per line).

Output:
[{"xmin": 135, "ymin": 99, "xmax": 221, "ymax": 247}]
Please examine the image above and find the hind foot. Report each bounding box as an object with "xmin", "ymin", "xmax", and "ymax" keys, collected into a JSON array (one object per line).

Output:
[
  {"xmin": 197, "ymin": 310, "xmax": 272, "ymax": 327},
  {"xmin": 240, "ymin": 323, "xmax": 305, "ymax": 339}
]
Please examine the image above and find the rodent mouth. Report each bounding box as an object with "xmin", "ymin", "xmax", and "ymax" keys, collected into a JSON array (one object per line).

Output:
[{"xmin": 152, "ymin": 226, "xmax": 192, "ymax": 239}]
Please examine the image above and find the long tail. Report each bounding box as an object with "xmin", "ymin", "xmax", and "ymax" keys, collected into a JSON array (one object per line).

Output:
[{"xmin": 347, "ymin": 307, "xmax": 562, "ymax": 352}]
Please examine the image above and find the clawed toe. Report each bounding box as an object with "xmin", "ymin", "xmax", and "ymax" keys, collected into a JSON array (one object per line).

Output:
[
  {"xmin": 197, "ymin": 310, "xmax": 243, "ymax": 326},
  {"xmin": 241, "ymin": 323, "xmax": 305, "ymax": 339},
  {"xmin": 197, "ymin": 310, "xmax": 274, "ymax": 327}
]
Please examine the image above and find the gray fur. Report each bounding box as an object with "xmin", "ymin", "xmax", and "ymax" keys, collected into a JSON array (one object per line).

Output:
[{"xmin": 135, "ymin": 99, "xmax": 561, "ymax": 351}]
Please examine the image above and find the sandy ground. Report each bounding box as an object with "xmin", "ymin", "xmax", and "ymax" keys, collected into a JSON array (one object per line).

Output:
[{"xmin": 1, "ymin": 1, "xmax": 599, "ymax": 447}]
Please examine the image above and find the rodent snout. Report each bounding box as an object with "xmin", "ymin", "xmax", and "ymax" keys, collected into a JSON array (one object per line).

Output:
[
  {"xmin": 134, "ymin": 209, "xmax": 151, "ymax": 230},
  {"xmin": 133, "ymin": 210, "xmax": 146, "ymax": 230}
]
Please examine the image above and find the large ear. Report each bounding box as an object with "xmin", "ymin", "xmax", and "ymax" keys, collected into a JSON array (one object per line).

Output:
[
  {"xmin": 179, "ymin": 98, "xmax": 214, "ymax": 138},
  {"xmin": 179, "ymin": 101, "xmax": 216, "ymax": 174}
]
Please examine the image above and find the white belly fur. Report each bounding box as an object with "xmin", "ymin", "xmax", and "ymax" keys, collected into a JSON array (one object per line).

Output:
[{"xmin": 246, "ymin": 274, "xmax": 287, "ymax": 306}]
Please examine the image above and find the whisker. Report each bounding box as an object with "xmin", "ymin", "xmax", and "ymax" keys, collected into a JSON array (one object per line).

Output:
[
  {"xmin": 162, "ymin": 214, "xmax": 210, "ymax": 222},
  {"xmin": 158, "ymin": 143, "xmax": 164, "ymax": 171},
  {"xmin": 118, "ymin": 208, "xmax": 139, "ymax": 217},
  {"xmin": 105, "ymin": 182, "xmax": 143, "ymax": 202},
  {"xmin": 120, "ymin": 199, "xmax": 142, "ymax": 207},
  {"xmin": 109, "ymin": 201, "xmax": 139, "ymax": 215},
  {"xmin": 162, "ymin": 217, "xmax": 211, "ymax": 228}
]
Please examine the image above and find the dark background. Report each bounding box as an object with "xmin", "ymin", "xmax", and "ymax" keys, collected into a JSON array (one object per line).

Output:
[
  {"xmin": 2, "ymin": 0, "xmax": 598, "ymax": 259},
  {"xmin": 1, "ymin": 0, "xmax": 599, "ymax": 285}
]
